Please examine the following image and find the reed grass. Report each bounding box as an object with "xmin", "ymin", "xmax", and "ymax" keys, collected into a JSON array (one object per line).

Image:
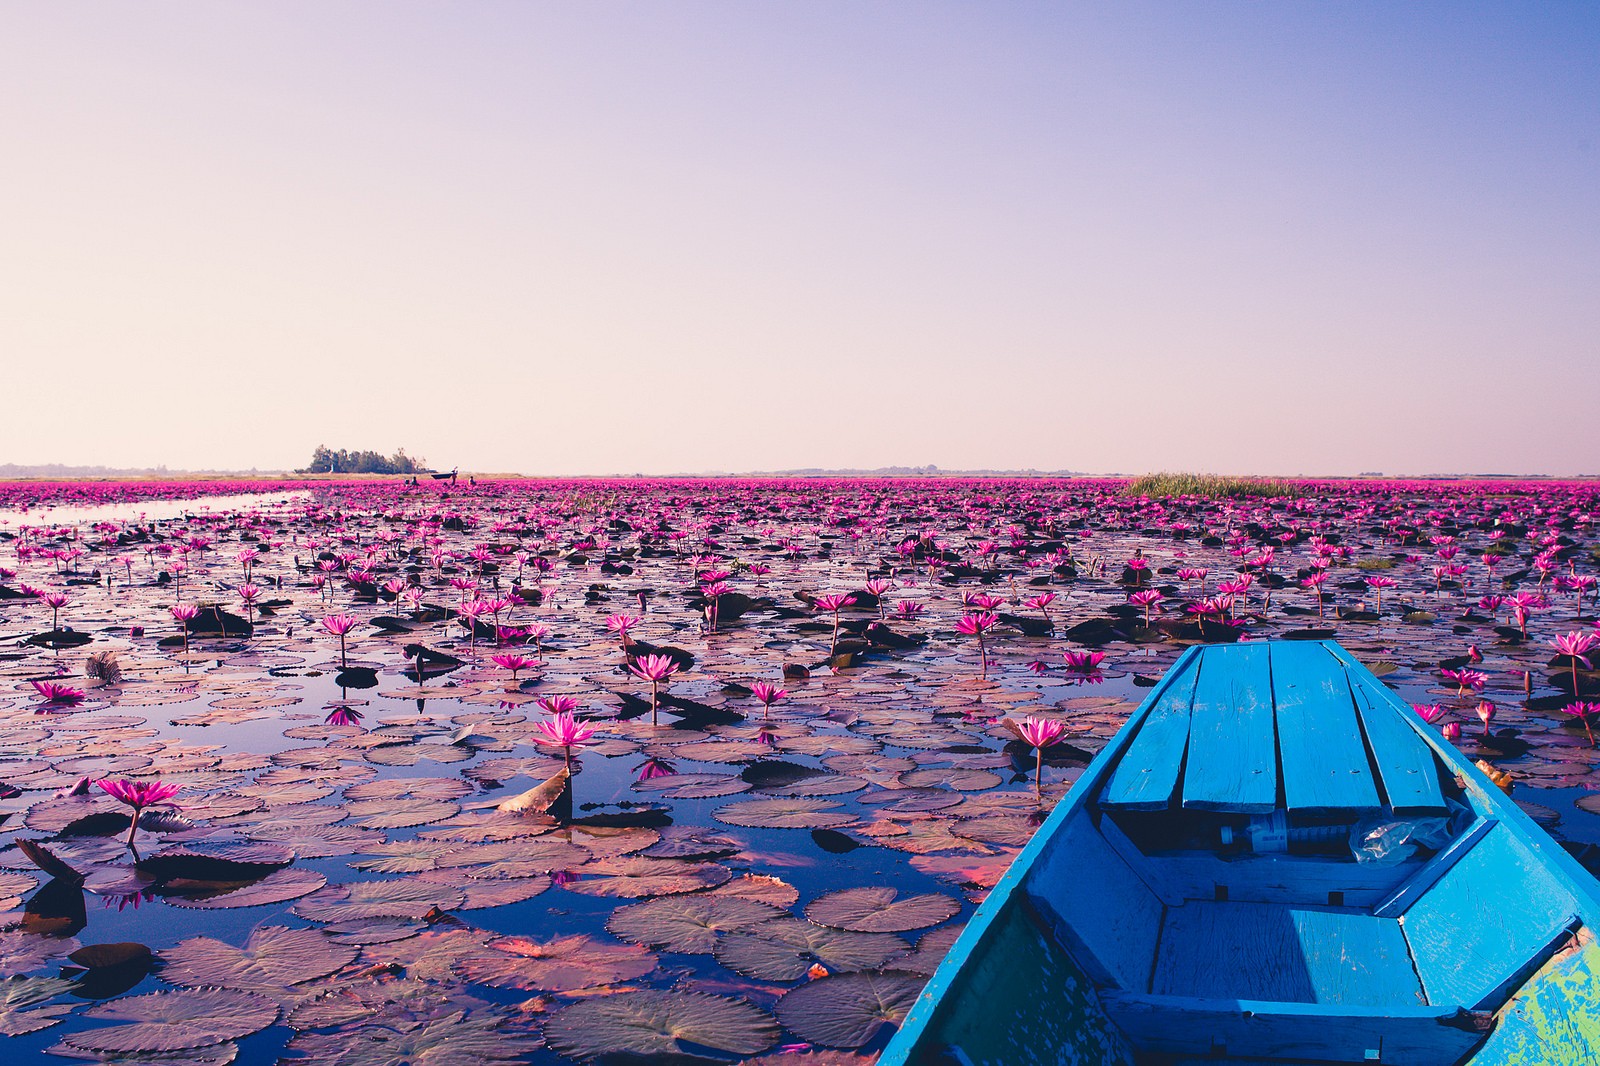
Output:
[{"xmin": 1124, "ymin": 473, "xmax": 1301, "ymax": 499}]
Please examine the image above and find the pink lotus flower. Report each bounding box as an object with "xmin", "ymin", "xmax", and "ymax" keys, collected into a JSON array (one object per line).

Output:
[
  {"xmin": 1442, "ymin": 721, "xmax": 1462, "ymax": 742},
  {"xmin": 956, "ymin": 611, "xmax": 999, "ymax": 680},
  {"xmin": 97, "ymin": 777, "xmax": 181, "ymax": 847},
  {"xmin": 1413, "ymin": 704, "xmax": 1448, "ymax": 725},
  {"xmin": 635, "ymin": 756, "xmax": 677, "ymax": 781},
  {"xmin": 31, "ymin": 679, "xmax": 86, "ymax": 710},
  {"xmin": 1128, "ymin": 589, "xmax": 1163, "ymax": 626},
  {"xmin": 325, "ymin": 705, "xmax": 365, "ymax": 727},
  {"xmin": 1563, "ymin": 701, "xmax": 1600, "ymax": 748},
  {"xmin": 1023, "ymin": 592, "xmax": 1056, "ymax": 626},
  {"xmin": 490, "ymin": 652, "xmax": 540, "ymax": 681},
  {"xmin": 1552, "ymin": 630, "xmax": 1598, "ymax": 699},
  {"xmin": 628, "ymin": 653, "xmax": 680, "ymax": 725},
  {"xmin": 606, "ymin": 614, "xmax": 641, "ymax": 647},
  {"xmin": 322, "ymin": 613, "xmax": 360, "ymax": 667},
  {"xmin": 1062, "ymin": 650, "xmax": 1106, "ymax": 675},
  {"xmin": 812, "ymin": 593, "xmax": 857, "ymax": 657},
  {"xmin": 1008, "ymin": 714, "xmax": 1067, "ymax": 797},
  {"xmin": 536, "ymin": 695, "xmax": 579, "ymax": 715},
  {"xmin": 750, "ymin": 681, "xmax": 787, "ymax": 717},
  {"xmin": 1475, "ymin": 700, "xmax": 1497, "ymax": 737},
  {"xmin": 535, "ymin": 710, "xmax": 596, "ymax": 770}
]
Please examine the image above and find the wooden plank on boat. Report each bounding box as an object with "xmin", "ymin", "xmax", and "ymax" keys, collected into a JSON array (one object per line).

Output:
[
  {"xmin": 1347, "ymin": 674, "xmax": 1447, "ymax": 815},
  {"xmin": 1102, "ymin": 652, "xmax": 1201, "ymax": 811},
  {"xmin": 1152, "ymin": 902, "xmax": 1422, "ymax": 1008},
  {"xmin": 1372, "ymin": 818, "xmax": 1497, "ymax": 919},
  {"xmin": 1153, "ymin": 901, "xmax": 1316, "ymax": 1002},
  {"xmin": 1029, "ymin": 813, "xmax": 1163, "ymax": 992},
  {"xmin": 913, "ymin": 897, "xmax": 1140, "ymax": 1066},
  {"xmin": 1183, "ymin": 643, "xmax": 1276, "ymax": 813},
  {"xmin": 1468, "ymin": 932, "xmax": 1600, "ymax": 1064},
  {"xmin": 1149, "ymin": 851, "xmax": 1414, "ymax": 908},
  {"xmin": 1270, "ymin": 642, "xmax": 1381, "ymax": 816},
  {"xmin": 1401, "ymin": 824, "xmax": 1578, "ymax": 1009},
  {"xmin": 1288, "ymin": 908, "xmax": 1422, "ymax": 1008},
  {"xmin": 1099, "ymin": 991, "xmax": 1487, "ymax": 1065}
]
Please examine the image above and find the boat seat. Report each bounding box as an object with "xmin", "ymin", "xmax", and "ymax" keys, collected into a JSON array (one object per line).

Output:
[
  {"xmin": 1151, "ymin": 901, "xmax": 1423, "ymax": 1007},
  {"xmin": 1103, "ymin": 643, "xmax": 1448, "ymax": 818},
  {"xmin": 1397, "ymin": 823, "xmax": 1581, "ymax": 1010}
]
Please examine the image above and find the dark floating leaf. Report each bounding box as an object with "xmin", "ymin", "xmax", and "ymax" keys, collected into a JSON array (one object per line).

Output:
[
  {"xmin": 457, "ymin": 933, "xmax": 657, "ymax": 991},
  {"xmin": 0, "ymin": 975, "xmax": 78, "ymax": 1036},
  {"xmin": 606, "ymin": 895, "xmax": 786, "ymax": 954},
  {"xmin": 806, "ymin": 886, "xmax": 960, "ymax": 933},
  {"xmin": 67, "ymin": 988, "xmax": 279, "ymax": 1054},
  {"xmin": 160, "ymin": 926, "xmax": 358, "ymax": 993},
  {"xmin": 713, "ymin": 919, "xmax": 907, "ymax": 982},
  {"xmin": 542, "ymin": 990, "xmax": 777, "ymax": 1059},
  {"xmin": 775, "ymin": 971, "xmax": 926, "ymax": 1048}
]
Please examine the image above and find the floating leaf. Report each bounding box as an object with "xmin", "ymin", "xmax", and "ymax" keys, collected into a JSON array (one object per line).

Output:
[
  {"xmin": 458, "ymin": 933, "xmax": 656, "ymax": 991},
  {"xmin": 285, "ymin": 1005, "xmax": 541, "ymax": 1066},
  {"xmin": 775, "ymin": 971, "xmax": 926, "ymax": 1048},
  {"xmin": 160, "ymin": 926, "xmax": 357, "ymax": 994},
  {"xmin": 495, "ymin": 766, "xmax": 569, "ymax": 814},
  {"xmin": 561, "ymin": 857, "xmax": 731, "ymax": 899},
  {"xmin": 294, "ymin": 878, "xmax": 464, "ymax": 923},
  {"xmin": 805, "ymin": 887, "xmax": 961, "ymax": 934},
  {"xmin": 67, "ymin": 988, "xmax": 278, "ymax": 1054},
  {"xmin": 542, "ymin": 989, "xmax": 777, "ymax": 1059},
  {"xmin": 714, "ymin": 797, "xmax": 856, "ymax": 829},
  {"xmin": 712, "ymin": 874, "xmax": 800, "ymax": 908},
  {"xmin": 164, "ymin": 868, "xmax": 327, "ymax": 910},
  {"xmin": 714, "ymin": 919, "xmax": 907, "ymax": 981},
  {"xmin": 607, "ymin": 895, "xmax": 786, "ymax": 954},
  {"xmin": 0, "ymin": 975, "xmax": 77, "ymax": 1036}
]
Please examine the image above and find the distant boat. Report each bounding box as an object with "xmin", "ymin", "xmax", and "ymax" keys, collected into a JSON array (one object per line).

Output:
[
  {"xmin": 882, "ymin": 640, "xmax": 1600, "ymax": 1065},
  {"xmin": 430, "ymin": 468, "xmax": 457, "ymax": 481}
]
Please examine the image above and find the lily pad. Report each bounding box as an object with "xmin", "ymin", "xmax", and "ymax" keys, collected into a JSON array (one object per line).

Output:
[
  {"xmin": 542, "ymin": 989, "xmax": 778, "ymax": 1059},
  {"xmin": 67, "ymin": 988, "xmax": 279, "ymax": 1054},
  {"xmin": 775, "ymin": 971, "xmax": 926, "ymax": 1048},
  {"xmin": 457, "ymin": 933, "xmax": 657, "ymax": 991},
  {"xmin": 805, "ymin": 886, "xmax": 961, "ymax": 934},
  {"xmin": 606, "ymin": 894, "xmax": 786, "ymax": 954},
  {"xmin": 160, "ymin": 926, "xmax": 358, "ymax": 993},
  {"xmin": 713, "ymin": 919, "xmax": 907, "ymax": 981}
]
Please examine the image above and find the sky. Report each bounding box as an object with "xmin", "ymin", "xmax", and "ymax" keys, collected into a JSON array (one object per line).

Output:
[{"xmin": 1, "ymin": 2, "xmax": 1596, "ymax": 477}]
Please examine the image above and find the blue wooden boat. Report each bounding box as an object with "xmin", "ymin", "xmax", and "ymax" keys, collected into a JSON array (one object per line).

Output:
[{"xmin": 882, "ymin": 640, "xmax": 1600, "ymax": 1065}]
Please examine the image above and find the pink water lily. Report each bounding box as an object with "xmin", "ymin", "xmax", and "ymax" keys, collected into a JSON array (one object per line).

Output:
[
  {"xmin": 536, "ymin": 709, "xmax": 596, "ymax": 771},
  {"xmin": 628, "ymin": 653, "xmax": 680, "ymax": 725},
  {"xmin": 750, "ymin": 681, "xmax": 788, "ymax": 718},
  {"xmin": 325, "ymin": 705, "xmax": 365, "ymax": 727},
  {"xmin": 956, "ymin": 611, "xmax": 999, "ymax": 679},
  {"xmin": 490, "ymin": 651, "xmax": 540, "ymax": 682},
  {"xmin": 1563, "ymin": 701, "xmax": 1600, "ymax": 748},
  {"xmin": 812, "ymin": 593, "xmax": 857, "ymax": 657},
  {"xmin": 1129, "ymin": 589, "xmax": 1163, "ymax": 627},
  {"xmin": 97, "ymin": 777, "xmax": 182, "ymax": 847},
  {"xmin": 321, "ymin": 613, "xmax": 360, "ymax": 668},
  {"xmin": 1475, "ymin": 700, "xmax": 1497, "ymax": 737},
  {"xmin": 1007, "ymin": 714, "xmax": 1068, "ymax": 797},
  {"xmin": 1413, "ymin": 704, "xmax": 1448, "ymax": 725},
  {"xmin": 1552, "ymin": 631, "xmax": 1598, "ymax": 702},
  {"xmin": 31, "ymin": 679, "xmax": 86, "ymax": 710}
]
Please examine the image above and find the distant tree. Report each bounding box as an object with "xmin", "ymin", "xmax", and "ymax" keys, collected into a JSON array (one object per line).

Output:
[{"xmin": 300, "ymin": 446, "xmax": 426, "ymax": 475}]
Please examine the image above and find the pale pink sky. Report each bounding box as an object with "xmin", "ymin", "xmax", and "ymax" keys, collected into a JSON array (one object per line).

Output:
[{"xmin": 2, "ymin": 4, "xmax": 1596, "ymax": 476}]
